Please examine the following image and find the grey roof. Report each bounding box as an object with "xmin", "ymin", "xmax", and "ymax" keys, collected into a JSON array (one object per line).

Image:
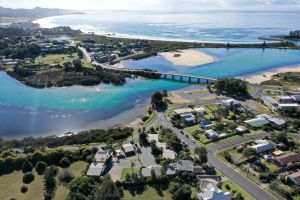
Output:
[
  {"xmin": 142, "ymin": 165, "xmax": 162, "ymax": 177},
  {"xmin": 87, "ymin": 163, "xmax": 105, "ymax": 176},
  {"xmin": 122, "ymin": 143, "xmax": 135, "ymax": 153},
  {"xmin": 166, "ymin": 164, "xmax": 176, "ymax": 175},
  {"xmin": 193, "ymin": 166, "xmax": 205, "ymax": 174},
  {"xmin": 95, "ymin": 148, "xmax": 110, "ymax": 163},
  {"xmin": 177, "ymin": 160, "xmax": 193, "ymax": 172},
  {"xmin": 262, "ymin": 96, "xmax": 278, "ymax": 105}
]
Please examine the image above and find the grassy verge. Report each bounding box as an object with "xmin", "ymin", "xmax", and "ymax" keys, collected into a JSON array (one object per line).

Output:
[
  {"xmin": 221, "ymin": 179, "xmax": 254, "ymax": 200},
  {"xmin": 0, "ymin": 161, "xmax": 88, "ymax": 200},
  {"xmin": 121, "ymin": 167, "xmax": 141, "ymax": 182},
  {"xmin": 143, "ymin": 112, "xmax": 157, "ymax": 127}
]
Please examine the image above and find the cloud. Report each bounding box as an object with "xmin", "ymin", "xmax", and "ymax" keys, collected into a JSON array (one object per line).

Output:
[{"xmin": 1, "ymin": 0, "xmax": 300, "ymax": 10}]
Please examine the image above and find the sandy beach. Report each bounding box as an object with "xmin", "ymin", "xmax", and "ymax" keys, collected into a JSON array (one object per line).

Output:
[
  {"xmin": 242, "ymin": 65, "xmax": 300, "ymax": 84},
  {"xmin": 160, "ymin": 49, "xmax": 214, "ymax": 67}
]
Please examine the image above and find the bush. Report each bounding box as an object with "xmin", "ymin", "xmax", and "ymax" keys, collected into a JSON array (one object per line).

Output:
[
  {"xmin": 21, "ymin": 185, "xmax": 28, "ymax": 193},
  {"xmin": 59, "ymin": 157, "xmax": 71, "ymax": 168},
  {"xmin": 23, "ymin": 172, "xmax": 35, "ymax": 184},
  {"xmin": 35, "ymin": 161, "xmax": 47, "ymax": 175},
  {"xmin": 58, "ymin": 169, "xmax": 75, "ymax": 183},
  {"xmin": 225, "ymin": 184, "xmax": 231, "ymax": 190},
  {"xmin": 22, "ymin": 160, "xmax": 33, "ymax": 173}
]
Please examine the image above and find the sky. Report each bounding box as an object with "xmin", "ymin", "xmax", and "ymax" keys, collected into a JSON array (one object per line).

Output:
[{"xmin": 1, "ymin": 0, "xmax": 300, "ymax": 11}]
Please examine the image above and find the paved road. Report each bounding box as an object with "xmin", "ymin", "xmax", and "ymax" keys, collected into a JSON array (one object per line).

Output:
[{"xmin": 156, "ymin": 111, "xmax": 277, "ymax": 200}]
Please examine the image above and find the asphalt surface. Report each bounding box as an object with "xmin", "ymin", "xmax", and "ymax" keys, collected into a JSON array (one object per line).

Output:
[{"xmin": 156, "ymin": 111, "xmax": 277, "ymax": 200}]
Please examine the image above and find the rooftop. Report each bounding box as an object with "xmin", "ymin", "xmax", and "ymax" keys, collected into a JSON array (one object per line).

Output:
[{"xmin": 87, "ymin": 163, "xmax": 105, "ymax": 176}]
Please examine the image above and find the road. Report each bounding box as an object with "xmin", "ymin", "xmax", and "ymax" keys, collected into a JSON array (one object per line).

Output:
[{"xmin": 155, "ymin": 111, "xmax": 277, "ymax": 200}]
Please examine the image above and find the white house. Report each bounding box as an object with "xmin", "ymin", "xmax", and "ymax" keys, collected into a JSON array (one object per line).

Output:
[
  {"xmin": 250, "ymin": 140, "xmax": 275, "ymax": 153},
  {"xmin": 198, "ymin": 181, "xmax": 231, "ymax": 200},
  {"xmin": 181, "ymin": 113, "xmax": 196, "ymax": 124},
  {"xmin": 261, "ymin": 96, "xmax": 278, "ymax": 111},
  {"xmin": 205, "ymin": 130, "xmax": 219, "ymax": 139}
]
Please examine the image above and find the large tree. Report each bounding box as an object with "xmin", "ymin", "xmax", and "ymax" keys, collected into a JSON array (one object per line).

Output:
[
  {"xmin": 43, "ymin": 167, "xmax": 57, "ymax": 200},
  {"xmin": 22, "ymin": 160, "xmax": 33, "ymax": 173},
  {"xmin": 195, "ymin": 146, "xmax": 208, "ymax": 164},
  {"xmin": 92, "ymin": 175, "xmax": 121, "ymax": 200}
]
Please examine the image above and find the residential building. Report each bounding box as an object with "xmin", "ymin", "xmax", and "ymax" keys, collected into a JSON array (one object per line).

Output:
[
  {"xmin": 148, "ymin": 134, "xmax": 159, "ymax": 142},
  {"xmin": 235, "ymin": 126, "xmax": 248, "ymax": 134},
  {"xmin": 250, "ymin": 140, "xmax": 275, "ymax": 153},
  {"xmin": 274, "ymin": 152, "xmax": 300, "ymax": 166},
  {"xmin": 262, "ymin": 96, "xmax": 278, "ymax": 111},
  {"xmin": 198, "ymin": 180, "xmax": 231, "ymax": 200},
  {"xmin": 87, "ymin": 162, "xmax": 106, "ymax": 176},
  {"xmin": 272, "ymin": 150, "xmax": 284, "ymax": 157},
  {"xmin": 142, "ymin": 165, "xmax": 162, "ymax": 178},
  {"xmin": 122, "ymin": 143, "xmax": 135, "ymax": 156},
  {"xmin": 200, "ymin": 119, "xmax": 213, "ymax": 129},
  {"xmin": 292, "ymin": 95, "xmax": 300, "ymax": 103},
  {"xmin": 176, "ymin": 160, "xmax": 193, "ymax": 173},
  {"xmin": 278, "ymin": 96, "xmax": 293, "ymax": 104},
  {"xmin": 181, "ymin": 113, "xmax": 196, "ymax": 124},
  {"xmin": 244, "ymin": 117, "xmax": 270, "ymax": 128},
  {"xmin": 287, "ymin": 171, "xmax": 300, "ymax": 186},
  {"xmin": 193, "ymin": 166, "xmax": 205, "ymax": 174},
  {"xmin": 205, "ymin": 129, "xmax": 219, "ymax": 139},
  {"xmin": 163, "ymin": 149, "xmax": 176, "ymax": 160},
  {"xmin": 221, "ymin": 99, "xmax": 241, "ymax": 109},
  {"xmin": 95, "ymin": 148, "xmax": 110, "ymax": 163},
  {"xmin": 278, "ymin": 103, "xmax": 299, "ymax": 110},
  {"xmin": 174, "ymin": 108, "xmax": 194, "ymax": 115},
  {"xmin": 194, "ymin": 107, "xmax": 206, "ymax": 116}
]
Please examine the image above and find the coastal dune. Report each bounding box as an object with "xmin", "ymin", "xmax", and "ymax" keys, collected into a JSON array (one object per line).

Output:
[{"xmin": 160, "ymin": 50, "xmax": 214, "ymax": 67}]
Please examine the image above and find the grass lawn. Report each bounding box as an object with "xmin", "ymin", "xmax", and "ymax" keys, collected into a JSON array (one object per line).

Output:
[
  {"xmin": 221, "ymin": 179, "xmax": 254, "ymax": 200},
  {"xmin": 263, "ymin": 89, "xmax": 284, "ymax": 95},
  {"xmin": 123, "ymin": 184, "xmax": 171, "ymax": 200},
  {"xmin": 165, "ymin": 110, "xmax": 175, "ymax": 121},
  {"xmin": 35, "ymin": 53, "xmax": 93, "ymax": 68},
  {"xmin": 121, "ymin": 167, "xmax": 141, "ymax": 182},
  {"xmin": 143, "ymin": 112, "xmax": 157, "ymax": 127},
  {"xmin": 0, "ymin": 161, "xmax": 88, "ymax": 200}
]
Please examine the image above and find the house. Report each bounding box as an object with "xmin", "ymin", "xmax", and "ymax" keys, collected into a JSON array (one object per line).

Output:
[
  {"xmin": 287, "ymin": 171, "xmax": 300, "ymax": 186},
  {"xmin": 194, "ymin": 107, "xmax": 206, "ymax": 116},
  {"xmin": 122, "ymin": 143, "xmax": 135, "ymax": 156},
  {"xmin": 272, "ymin": 150, "xmax": 284, "ymax": 157},
  {"xmin": 174, "ymin": 108, "xmax": 194, "ymax": 115},
  {"xmin": 250, "ymin": 140, "xmax": 275, "ymax": 153},
  {"xmin": 205, "ymin": 130, "xmax": 219, "ymax": 139},
  {"xmin": 166, "ymin": 163, "xmax": 176, "ymax": 176},
  {"xmin": 148, "ymin": 134, "xmax": 159, "ymax": 142},
  {"xmin": 278, "ymin": 96, "xmax": 293, "ymax": 104},
  {"xmin": 95, "ymin": 148, "xmax": 111, "ymax": 163},
  {"xmin": 87, "ymin": 162, "xmax": 106, "ymax": 176},
  {"xmin": 235, "ymin": 126, "xmax": 248, "ymax": 134},
  {"xmin": 221, "ymin": 99, "xmax": 240, "ymax": 109},
  {"xmin": 181, "ymin": 113, "xmax": 196, "ymax": 124},
  {"xmin": 176, "ymin": 160, "xmax": 193, "ymax": 173},
  {"xmin": 200, "ymin": 119, "xmax": 213, "ymax": 129},
  {"xmin": 273, "ymin": 152, "xmax": 300, "ymax": 166},
  {"xmin": 262, "ymin": 96, "xmax": 278, "ymax": 111},
  {"xmin": 278, "ymin": 103, "xmax": 299, "ymax": 111},
  {"xmin": 292, "ymin": 95, "xmax": 300, "ymax": 103},
  {"xmin": 163, "ymin": 149, "xmax": 176, "ymax": 160},
  {"xmin": 244, "ymin": 117, "xmax": 269, "ymax": 128},
  {"xmin": 198, "ymin": 180, "xmax": 231, "ymax": 200},
  {"xmin": 193, "ymin": 166, "xmax": 205, "ymax": 175},
  {"xmin": 267, "ymin": 117, "xmax": 286, "ymax": 128},
  {"xmin": 142, "ymin": 165, "xmax": 162, "ymax": 178}
]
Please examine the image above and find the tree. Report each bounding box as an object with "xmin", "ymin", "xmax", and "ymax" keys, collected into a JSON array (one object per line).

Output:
[
  {"xmin": 151, "ymin": 91, "xmax": 166, "ymax": 110},
  {"xmin": 139, "ymin": 131, "xmax": 148, "ymax": 145},
  {"xmin": 242, "ymin": 148, "xmax": 257, "ymax": 161},
  {"xmin": 170, "ymin": 183, "xmax": 192, "ymax": 200},
  {"xmin": 272, "ymin": 132, "xmax": 288, "ymax": 145},
  {"xmin": 21, "ymin": 185, "xmax": 28, "ymax": 193},
  {"xmin": 58, "ymin": 169, "xmax": 75, "ymax": 183},
  {"xmin": 77, "ymin": 48, "xmax": 84, "ymax": 59},
  {"xmin": 43, "ymin": 167, "xmax": 57, "ymax": 200},
  {"xmin": 232, "ymin": 192, "xmax": 244, "ymax": 200},
  {"xmin": 59, "ymin": 157, "xmax": 71, "ymax": 168},
  {"xmin": 22, "ymin": 160, "xmax": 33, "ymax": 173},
  {"xmin": 72, "ymin": 59, "xmax": 83, "ymax": 71},
  {"xmin": 36, "ymin": 161, "xmax": 47, "ymax": 175},
  {"xmin": 194, "ymin": 147, "xmax": 208, "ymax": 164},
  {"xmin": 92, "ymin": 175, "xmax": 121, "ymax": 200},
  {"xmin": 23, "ymin": 172, "xmax": 35, "ymax": 184},
  {"xmin": 68, "ymin": 176, "xmax": 94, "ymax": 199}
]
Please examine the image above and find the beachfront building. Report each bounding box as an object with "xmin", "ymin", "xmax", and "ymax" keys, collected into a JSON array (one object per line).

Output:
[
  {"xmin": 221, "ymin": 99, "xmax": 241, "ymax": 109},
  {"xmin": 87, "ymin": 147, "xmax": 111, "ymax": 176},
  {"xmin": 250, "ymin": 140, "xmax": 275, "ymax": 153},
  {"xmin": 198, "ymin": 180, "xmax": 231, "ymax": 200},
  {"xmin": 262, "ymin": 96, "xmax": 279, "ymax": 111},
  {"xmin": 174, "ymin": 108, "xmax": 194, "ymax": 115},
  {"xmin": 278, "ymin": 96, "xmax": 294, "ymax": 104},
  {"xmin": 122, "ymin": 143, "xmax": 135, "ymax": 156},
  {"xmin": 278, "ymin": 103, "xmax": 299, "ymax": 111}
]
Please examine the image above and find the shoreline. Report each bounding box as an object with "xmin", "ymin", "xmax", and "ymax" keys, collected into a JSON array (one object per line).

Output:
[
  {"xmin": 240, "ymin": 64, "xmax": 300, "ymax": 84},
  {"xmin": 160, "ymin": 49, "xmax": 215, "ymax": 67}
]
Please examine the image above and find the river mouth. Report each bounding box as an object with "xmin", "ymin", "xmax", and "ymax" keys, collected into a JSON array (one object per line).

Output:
[{"xmin": 1, "ymin": 48, "xmax": 300, "ymax": 139}]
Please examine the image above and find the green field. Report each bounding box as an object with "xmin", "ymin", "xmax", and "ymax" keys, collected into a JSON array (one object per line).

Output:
[
  {"xmin": 35, "ymin": 53, "xmax": 93, "ymax": 68},
  {"xmin": 0, "ymin": 161, "xmax": 88, "ymax": 200},
  {"xmin": 121, "ymin": 167, "xmax": 141, "ymax": 182}
]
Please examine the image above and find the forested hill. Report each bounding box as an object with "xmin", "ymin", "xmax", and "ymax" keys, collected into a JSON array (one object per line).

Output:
[{"xmin": 0, "ymin": 6, "xmax": 81, "ymax": 18}]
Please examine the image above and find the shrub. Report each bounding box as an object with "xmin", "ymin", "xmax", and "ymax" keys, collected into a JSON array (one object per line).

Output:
[
  {"xmin": 22, "ymin": 160, "xmax": 33, "ymax": 173},
  {"xmin": 58, "ymin": 169, "xmax": 75, "ymax": 183},
  {"xmin": 21, "ymin": 185, "xmax": 28, "ymax": 193},
  {"xmin": 59, "ymin": 157, "xmax": 71, "ymax": 168},
  {"xmin": 225, "ymin": 184, "xmax": 231, "ymax": 190},
  {"xmin": 23, "ymin": 172, "xmax": 35, "ymax": 184},
  {"xmin": 35, "ymin": 161, "xmax": 47, "ymax": 175}
]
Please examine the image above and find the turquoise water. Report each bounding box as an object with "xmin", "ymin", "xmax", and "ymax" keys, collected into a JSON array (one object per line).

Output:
[
  {"xmin": 35, "ymin": 11, "xmax": 300, "ymax": 43},
  {"xmin": 124, "ymin": 48, "xmax": 300, "ymax": 77},
  {"xmin": 1, "ymin": 48, "xmax": 300, "ymax": 138}
]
